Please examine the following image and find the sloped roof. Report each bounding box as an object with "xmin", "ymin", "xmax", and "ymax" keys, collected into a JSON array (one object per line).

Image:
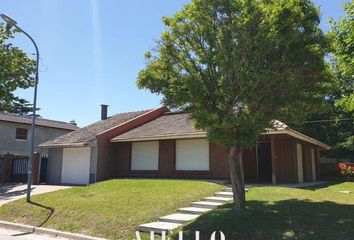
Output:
[
  {"xmin": 39, "ymin": 109, "xmax": 151, "ymax": 147},
  {"xmin": 111, "ymin": 112, "xmax": 330, "ymax": 150},
  {"xmin": 0, "ymin": 112, "xmax": 79, "ymax": 131},
  {"xmin": 111, "ymin": 112, "xmax": 204, "ymax": 141}
]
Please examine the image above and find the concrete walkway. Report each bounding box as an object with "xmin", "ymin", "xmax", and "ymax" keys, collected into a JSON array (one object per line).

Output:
[
  {"xmin": 139, "ymin": 187, "xmax": 249, "ymax": 233},
  {"xmin": 0, "ymin": 183, "xmax": 71, "ymax": 206}
]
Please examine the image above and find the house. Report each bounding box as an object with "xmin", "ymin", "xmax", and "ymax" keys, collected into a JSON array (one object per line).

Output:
[
  {"xmin": 0, "ymin": 112, "xmax": 79, "ymax": 155},
  {"xmin": 39, "ymin": 106, "xmax": 330, "ymax": 185}
]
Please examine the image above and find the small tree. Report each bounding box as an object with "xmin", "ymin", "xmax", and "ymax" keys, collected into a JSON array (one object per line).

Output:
[
  {"xmin": 0, "ymin": 23, "xmax": 35, "ymax": 111},
  {"xmin": 8, "ymin": 97, "xmax": 41, "ymax": 117},
  {"xmin": 137, "ymin": 0, "xmax": 328, "ymax": 210}
]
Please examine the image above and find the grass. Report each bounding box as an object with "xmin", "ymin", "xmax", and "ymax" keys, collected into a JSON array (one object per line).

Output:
[
  {"xmin": 0, "ymin": 179, "xmax": 223, "ymax": 239},
  {"xmin": 173, "ymin": 182, "xmax": 354, "ymax": 240}
]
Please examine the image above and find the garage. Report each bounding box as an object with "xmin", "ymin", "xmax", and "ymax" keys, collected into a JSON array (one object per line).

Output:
[
  {"xmin": 61, "ymin": 147, "xmax": 91, "ymax": 185},
  {"xmin": 176, "ymin": 139, "xmax": 209, "ymax": 171}
]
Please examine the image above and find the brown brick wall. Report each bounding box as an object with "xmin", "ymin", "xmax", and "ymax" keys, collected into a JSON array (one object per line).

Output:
[
  {"xmin": 112, "ymin": 140, "xmax": 260, "ymax": 180},
  {"xmin": 111, "ymin": 135, "xmax": 321, "ymax": 183},
  {"xmin": 96, "ymin": 106, "xmax": 168, "ymax": 181}
]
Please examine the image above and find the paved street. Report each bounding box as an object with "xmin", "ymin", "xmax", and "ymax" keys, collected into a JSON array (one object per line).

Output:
[
  {"xmin": 0, "ymin": 183, "xmax": 72, "ymax": 206},
  {"xmin": 0, "ymin": 227, "xmax": 67, "ymax": 240}
]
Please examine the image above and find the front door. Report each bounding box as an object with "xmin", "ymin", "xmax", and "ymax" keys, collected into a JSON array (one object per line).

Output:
[{"xmin": 257, "ymin": 142, "xmax": 272, "ymax": 182}]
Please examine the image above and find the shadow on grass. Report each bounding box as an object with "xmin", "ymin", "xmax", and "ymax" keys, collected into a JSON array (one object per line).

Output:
[
  {"xmin": 29, "ymin": 201, "xmax": 54, "ymax": 227},
  {"xmin": 295, "ymin": 182, "xmax": 343, "ymax": 191},
  {"xmin": 173, "ymin": 199, "xmax": 354, "ymax": 240}
]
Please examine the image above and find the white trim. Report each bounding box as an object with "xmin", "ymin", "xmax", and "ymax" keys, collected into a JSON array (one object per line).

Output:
[
  {"xmin": 112, "ymin": 132, "xmax": 207, "ymax": 142},
  {"xmin": 39, "ymin": 142, "xmax": 92, "ymax": 148}
]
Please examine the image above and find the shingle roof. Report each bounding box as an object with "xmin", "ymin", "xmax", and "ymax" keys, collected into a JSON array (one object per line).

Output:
[
  {"xmin": 0, "ymin": 112, "xmax": 79, "ymax": 131},
  {"xmin": 39, "ymin": 109, "xmax": 151, "ymax": 147},
  {"xmin": 112, "ymin": 112, "xmax": 204, "ymax": 141},
  {"xmin": 110, "ymin": 113, "xmax": 330, "ymax": 150},
  {"xmin": 112, "ymin": 113, "xmax": 291, "ymax": 142}
]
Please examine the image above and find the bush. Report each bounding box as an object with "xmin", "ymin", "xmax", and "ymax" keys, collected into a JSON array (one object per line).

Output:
[{"xmin": 338, "ymin": 163, "xmax": 354, "ymax": 177}]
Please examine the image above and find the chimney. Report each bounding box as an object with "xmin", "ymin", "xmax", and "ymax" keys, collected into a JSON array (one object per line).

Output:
[
  {"xmin": 100, "ymin": 104, "xmax": 108, "ymax": 120},
  {"xmin": 68, "ymin": 120, "xmax": 77, "ymax": 126}
]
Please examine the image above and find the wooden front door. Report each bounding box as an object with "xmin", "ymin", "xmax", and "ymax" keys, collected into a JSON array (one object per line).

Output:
[{"xmin": 257, "ymin": 142, "xmax": 272, "ymax": 182}]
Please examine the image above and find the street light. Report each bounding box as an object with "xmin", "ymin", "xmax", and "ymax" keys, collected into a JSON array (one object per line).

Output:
[{"xmin": 1, "ymin": 14, "xmax": 39, "ymax": 203}]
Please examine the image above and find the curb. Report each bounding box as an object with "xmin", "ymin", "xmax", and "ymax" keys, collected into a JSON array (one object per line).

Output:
[{"xmin": 0, "ymin": 220, "xmax": 106, "ymax": 240}]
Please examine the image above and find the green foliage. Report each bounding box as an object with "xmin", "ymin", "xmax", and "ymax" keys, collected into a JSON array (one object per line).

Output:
[
  {"xmin": 7, "ymin": 97, "xmax": 41, "ymax": 117},
  {"xmin": 331, "ymin": 1, "xmax": 354, "ymax": 113},
  {"xmin": 0, "ymin": 23, "xmax": 36, "ymax": 111},
  {"xmin": 137, "ymin": 0, "xmax": 329, "ymax": 147}
]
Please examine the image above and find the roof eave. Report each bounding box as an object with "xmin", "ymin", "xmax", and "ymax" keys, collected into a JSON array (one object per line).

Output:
[
  {"xmin": 264, "ymin": 129, "xmax": 331, "ymax": 150},
  {"xmin": 112, "ymin": 129, "xmax": 330, "ymax": 150},
  {"xmin": 38, "ymin": 142, "xmax": 94, "ymax": 148},
  {"xmin": 111, "ymin": 132, "xmax": 207, "ymax": 142}
]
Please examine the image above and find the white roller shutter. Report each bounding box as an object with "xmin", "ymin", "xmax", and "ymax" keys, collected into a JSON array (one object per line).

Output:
[
  {"xmin": 131, "ymin": 141, "xmax": 159, "ymax": 170},
  {"xmin": 176, "ymin": 139, "xmax": 209, "ymax": 171},
  {"xmin": 62, "ymin": 147, "xmax": 91, "ymax": 185}
]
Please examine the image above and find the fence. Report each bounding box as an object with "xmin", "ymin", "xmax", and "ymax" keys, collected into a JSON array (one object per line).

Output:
[
  {"xmin": 12, "ymin": 158, "xmax": 29, "ymax": 182},
  {"xmin": 0, "ymin": 153, "xmax": 40, "ymax": 184}
]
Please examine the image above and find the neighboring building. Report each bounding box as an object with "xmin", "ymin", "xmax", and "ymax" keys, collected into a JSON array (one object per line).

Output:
[
  {"xmin": 0, "ymin": 112, "xmax": 79, "ymax": 155},
  {"xmin": 40, "ymin": 106, "xmax": 330, "ymax": 185}
]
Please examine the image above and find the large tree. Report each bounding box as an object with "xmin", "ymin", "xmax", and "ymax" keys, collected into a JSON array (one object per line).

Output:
[
  {"xmin": 291, "ymin": 1, "xmax": 354, "ymax": 162},
  {"xmin": 329, "ymin": 1, "xmax": 354, "ymax": 156},
  {"xmin": 0, "ymin": 23, "xmax": 35, "ymax": 111},
  {"xmin": 137, "ymin": 0, "xmax": 328, "ymax": 210},
  {"xmin": 331, "ymin": 1, "xmax": 354, "ymax": 113}
]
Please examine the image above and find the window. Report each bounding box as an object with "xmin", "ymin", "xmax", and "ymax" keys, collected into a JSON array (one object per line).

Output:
[
  {"xmin": 16, "ymin": 128, "xmax": 28, "ymax": 140},
  {"xmin": 176, "ymin": 139, "xmax": 209, "ymax": 171},
  {"xmin": 131, "ymin": 141, "xmax": 159, "ymax": 170}
]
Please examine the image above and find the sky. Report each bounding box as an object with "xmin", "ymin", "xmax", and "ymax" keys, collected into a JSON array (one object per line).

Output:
[{"xmin": 1, "ymin": 0, "xmax": 349, "ymax": 127}]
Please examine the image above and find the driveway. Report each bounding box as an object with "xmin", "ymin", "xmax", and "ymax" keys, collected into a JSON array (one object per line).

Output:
[
  {"xmin": 0, "ymin": 227, "xmax": 68, "ymax": 240},
  {"xmin": 0, "ymin": 183, "xmax": 71, "ymax": 206}
]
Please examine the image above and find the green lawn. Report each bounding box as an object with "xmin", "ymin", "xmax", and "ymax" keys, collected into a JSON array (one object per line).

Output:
[
  {"xmin": 173, "ymin": 182, "xmax": 354, "ymax": 240},
  {"xmin": 0, "ymin": 179, "xmax": 223, "ymax": 239}
]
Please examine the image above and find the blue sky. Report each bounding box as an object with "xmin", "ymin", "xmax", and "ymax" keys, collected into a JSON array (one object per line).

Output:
[{"xmin": 1, "ymin": 0, "xmax": 349, "ymax": 126}]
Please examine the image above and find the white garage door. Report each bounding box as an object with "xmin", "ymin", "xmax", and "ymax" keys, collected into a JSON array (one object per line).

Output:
[
  {"xmin": 131, "ymin": 141, "xmax": 159, "ymax": 170},
  {"xmin": 62, "ymin": 147, "xmax": 91, "ymax": 185},
  {"xmin": 176, "ymin": 139, "xmax": 209, "ymax": 171}
]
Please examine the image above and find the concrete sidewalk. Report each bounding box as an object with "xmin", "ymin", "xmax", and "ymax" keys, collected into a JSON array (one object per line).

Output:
[
  {"xmin": 0, "ymin": 183, "xmax": 71, "ymax": 206},
  {"xmin": 0, "ymin": 227, "xmax": 68, "ymax": 240}
]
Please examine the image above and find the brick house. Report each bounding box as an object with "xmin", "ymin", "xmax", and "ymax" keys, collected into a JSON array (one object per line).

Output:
[{"xmin": 40, "ymin": 106, "xmax": 330, "ymax": 185}]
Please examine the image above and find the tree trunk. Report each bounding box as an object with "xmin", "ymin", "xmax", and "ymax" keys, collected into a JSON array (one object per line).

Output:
[{"xmin": 227, "ymin": 145, "xmax": 245, "ymax": 210}]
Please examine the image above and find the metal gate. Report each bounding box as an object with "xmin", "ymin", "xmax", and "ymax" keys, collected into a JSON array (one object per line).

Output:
[{"xmin": 12, "ymin": 158, "xmax": 28, "ymax": 182}]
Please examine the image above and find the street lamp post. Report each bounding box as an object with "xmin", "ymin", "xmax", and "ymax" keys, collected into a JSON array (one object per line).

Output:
[{"xmin": 1, "ymin": 14, "xmax": 39, "ymax": 202}]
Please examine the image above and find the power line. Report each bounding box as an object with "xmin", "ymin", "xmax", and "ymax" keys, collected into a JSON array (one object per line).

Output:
[{"xmin": 305, "ymin": 118, "xmax": 354, "ymax": 123}]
